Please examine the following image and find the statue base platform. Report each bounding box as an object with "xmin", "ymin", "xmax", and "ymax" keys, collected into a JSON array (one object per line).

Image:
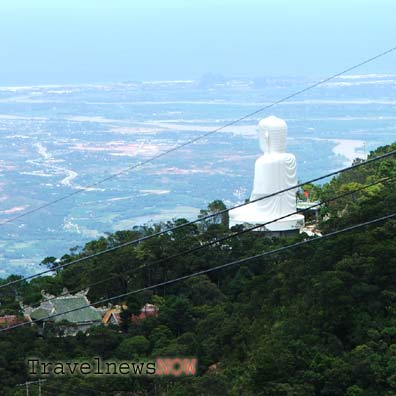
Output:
[{"xmin": 229, "ymin": 205, "xmax": 305, "ymax": 232}]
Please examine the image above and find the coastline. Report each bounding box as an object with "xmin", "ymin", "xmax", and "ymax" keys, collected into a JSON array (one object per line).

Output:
[{"xmin": 306, "ymin": 137, "xmax": 365, "ymax": 165}]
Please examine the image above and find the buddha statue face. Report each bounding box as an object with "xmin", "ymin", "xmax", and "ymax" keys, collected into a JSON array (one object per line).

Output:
[{"xmin": 258, "ymin": 116, "xmax": 288, "ymax": 154}]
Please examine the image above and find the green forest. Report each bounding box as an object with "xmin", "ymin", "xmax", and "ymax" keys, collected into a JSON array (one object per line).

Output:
[{"xmin": 0, "ymin": 143, "xmax": 396, "ymax": 396}]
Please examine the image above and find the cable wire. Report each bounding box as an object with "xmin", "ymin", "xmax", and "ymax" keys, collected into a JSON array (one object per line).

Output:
[
  {"xmin": 1, "ymin": 45, "xmax": 396, "ymax": 228},
  {"xmin": 21, "ymin": 175, "xmax": 395, "ymax": 311},
  {"xmin": 1, "ymin": 148, "xmax": 394, "ymax": 290},
  {"xmin": 3, "ymin": 210, "xmax": 395, "ymax": 332}
]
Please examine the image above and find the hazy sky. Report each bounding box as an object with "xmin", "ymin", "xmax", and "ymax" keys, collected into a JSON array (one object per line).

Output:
[{"xmin": 0, "ymin": 0, "xmax": 395, "ymax": 85}]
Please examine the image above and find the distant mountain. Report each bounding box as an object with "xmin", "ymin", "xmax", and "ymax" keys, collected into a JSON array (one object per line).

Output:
[{"xmin": 0, "ymin": 76, "xmax": 395, "ymax": 276}]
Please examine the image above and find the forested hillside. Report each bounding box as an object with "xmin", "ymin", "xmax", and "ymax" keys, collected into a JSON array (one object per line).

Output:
[{"xmin": 0, "ymin": 143, "xmax": 396, "ymax": 396}]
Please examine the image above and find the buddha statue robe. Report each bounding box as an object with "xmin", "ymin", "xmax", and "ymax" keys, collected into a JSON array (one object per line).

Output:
[{"xmin": 229, "ymin": 116, "xmax": 304, "ymax": 232}]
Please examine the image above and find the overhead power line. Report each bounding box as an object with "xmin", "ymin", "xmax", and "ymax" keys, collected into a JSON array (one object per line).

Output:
[
  {"xmin": 1, "ymin": 45, "xmax": 396, "ymax": 228},
  {"xmin": 20, "ymin": 175, "xmax": 396, "ymax": 312},
  {"xmin": 1, "ymin": 148, "xmax": 394, "ymax": 291},
  {"xmin": 2, "ymin": 211, "xmax": 395, "ymax": 333}
]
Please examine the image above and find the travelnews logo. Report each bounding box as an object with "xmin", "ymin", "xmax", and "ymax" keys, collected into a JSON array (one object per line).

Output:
[{"xmin": 27, "ymin": 357, "xmax": 197, "ymax": 377}]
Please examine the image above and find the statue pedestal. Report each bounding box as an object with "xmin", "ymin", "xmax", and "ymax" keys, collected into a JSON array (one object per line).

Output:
[{"xmin": 229, "ymin": 205, "xmax": 305, "ymax": 232}]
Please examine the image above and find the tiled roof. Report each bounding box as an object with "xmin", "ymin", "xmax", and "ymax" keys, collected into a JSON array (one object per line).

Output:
[
  {"xmin": 51, "ymin": 296, "xmax": 102, "ymax": 323},
  {"xmin": 0, "ymin": 315, "xmax": 17, "ymax": 324},
  {"xmin": 103, "ymin": 304, "xmax": 159, "ymax": 326},
  {"xmin": 28, "ymin": 294, "xmax": 102, "ymax": 324},
  {"xmin": 102, "ymin": 308, "xmax": 121, "ymax": 324},
  {"xmin": 132, "ymin": 304, "xmax": 159, "ymax": 323},
  {"xmin": 0, "ymin": 315, "xmax": 29, "ymax": 327},
  {"xmin": 30, "ymin": 307, "xmax": 50, "ymax": 321}
]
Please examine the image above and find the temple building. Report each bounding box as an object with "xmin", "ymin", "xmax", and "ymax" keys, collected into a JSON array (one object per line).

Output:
[
  {"xmin": 229, "ymin": 116, "xmax": 304, "ymax": 234},
  {"xmin": 22, "ymin": 289, "xmax": 102, "ymax": 336}
]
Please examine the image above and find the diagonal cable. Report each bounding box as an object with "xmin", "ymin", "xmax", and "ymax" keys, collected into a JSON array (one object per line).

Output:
[
  {"xmin": 1, "ymin": 45, "xmax": 396, "ymax": 228},
  {"xmin": 21, "ymin": 174, "xmax": 395, "ymax": 312}
]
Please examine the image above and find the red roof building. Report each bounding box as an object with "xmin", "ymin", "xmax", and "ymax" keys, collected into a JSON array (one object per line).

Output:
[
  {"xmin": 131, "ymin": 303, "xmax": 159, "ymax": 323},
  {"xmin": 103, "ymin": 303, "xmax": 159, "ymax": 326},
  {"xmin": 0, "ymin": 315, "xmax": 29, "ymax": 327}
]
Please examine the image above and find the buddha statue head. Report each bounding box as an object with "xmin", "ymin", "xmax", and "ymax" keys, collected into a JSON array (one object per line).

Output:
[{"xmin": 258, "ymin": 116, "xmax": 287, "ymax": 154}]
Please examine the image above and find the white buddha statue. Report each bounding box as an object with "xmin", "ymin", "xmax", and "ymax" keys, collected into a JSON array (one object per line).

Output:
[{"xmin": 229, "ymin": 116, "xmax": 304, "ymax": 232}]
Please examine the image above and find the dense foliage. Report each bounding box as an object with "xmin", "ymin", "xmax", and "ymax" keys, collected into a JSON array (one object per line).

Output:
[{"xmin": 0, "ymin": 143, "xmax": 395, "ymax": 396}]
